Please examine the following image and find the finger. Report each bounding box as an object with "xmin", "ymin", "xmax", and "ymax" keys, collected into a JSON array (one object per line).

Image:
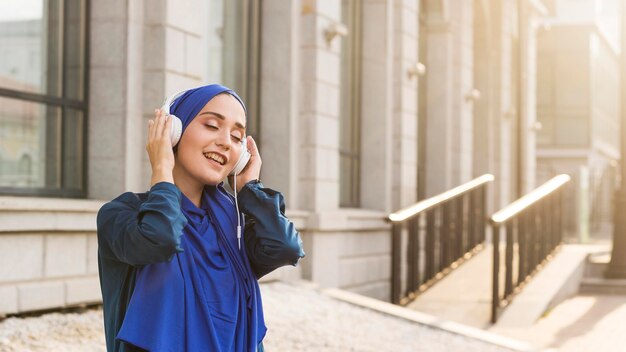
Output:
[
  {"xmin": 246, "ymin": 136, "xmax": 259, "ymax": 156},
  {"xmin": 155, "ymin": 109, "xmax": 166, "ymax": 139},
  {"xmin": 161, "ymin": 115, "xmax": 173, "ymax": 145},
  {"xmin": 149, "ymin": 109, "xmax": 159, "ymax": 141}
]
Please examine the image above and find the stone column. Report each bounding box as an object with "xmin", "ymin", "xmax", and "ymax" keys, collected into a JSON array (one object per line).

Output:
[
  {"xmin": 424, "ymin": 6, "xmax": 453, "ymax": 197},
  {"xmin": 259, "ymin": 0, "xmax": 301, "ymax": 207},
  {"xmin": 390, "ymin": 0, "xmax": 419, "ymax": 210},
  {"xmin": 360, "ymin": 0, "xmax": 394, "ymax": 212},
  {"xmin": 298, "ymin": 0, "xmax": 342, "ymax": 211},
  {"xmin": 88, "ymin": 0, "xmax": 145, "ymax": 199}
]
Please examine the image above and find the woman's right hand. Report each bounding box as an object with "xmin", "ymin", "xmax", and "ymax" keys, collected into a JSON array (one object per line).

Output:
[{"xmin": 147, "ymin": 108, "xmax": 175, "ymax": 186}]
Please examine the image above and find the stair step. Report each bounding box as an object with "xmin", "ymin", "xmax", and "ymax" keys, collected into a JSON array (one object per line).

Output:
[{"xmin": 580, "ymin": 278, "xmax": 626, "ymax": 295}]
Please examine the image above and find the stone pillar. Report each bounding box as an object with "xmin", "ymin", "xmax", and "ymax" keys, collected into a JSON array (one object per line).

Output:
[
  {"xmin": 88, "ymin": 0, "xmax": 145, "ymax": 199},
  {"xmin": 424, "ymin": 5, "xmax": 453, "ymax": 197},
  {"xmin": 391, "ymin": 0, "xmax": 419, "ymax": 210},
  {"xmin": 360, "ymin": 0, "xmax": 394, "ymax": 212},
  {"xmin": 259, "ymin": 0, "xmax": 301, "ymax": 208},
  {"xmin": 298, "ymin": 0, "xmax": 342, "ymax": 211}
]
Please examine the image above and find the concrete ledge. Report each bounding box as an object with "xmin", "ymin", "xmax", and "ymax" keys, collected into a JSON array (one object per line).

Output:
[
  {"xmin": 0, "ymin": 196, "xmax": 103, "ymax": 233},
  {"xmin": 323, "ymin": 287, "xmax": 536, "ymax": 352},
  {"xmin": 494, "ymin": 244, "xmax": 608, "ymax": 328}
]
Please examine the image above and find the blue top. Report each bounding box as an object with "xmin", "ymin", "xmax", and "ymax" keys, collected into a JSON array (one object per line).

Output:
[{"xmin": 97, "ymin": 181, "xmax": 305, "ymax": 351}]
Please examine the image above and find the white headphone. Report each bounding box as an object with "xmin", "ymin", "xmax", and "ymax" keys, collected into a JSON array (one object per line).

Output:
[{"xmin": 161, "ymin": 88, "xmax": 251, "ymax": 176}]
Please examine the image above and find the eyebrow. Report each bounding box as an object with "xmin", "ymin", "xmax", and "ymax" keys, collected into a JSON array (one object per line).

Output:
[{"xmin": 199, "ymin": 111, "xmax": 246, "ymax": 130}]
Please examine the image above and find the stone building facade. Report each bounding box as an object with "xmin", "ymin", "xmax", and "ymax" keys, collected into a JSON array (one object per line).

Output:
[{"xmin": 0, "ymin": 0, "xmax": 553, "ymax": 315}]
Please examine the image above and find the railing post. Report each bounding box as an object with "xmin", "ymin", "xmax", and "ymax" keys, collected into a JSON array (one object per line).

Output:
[
  {"xmin": 426, "ymin": 210, "xmax": 436, "ymax": 281},
  {"xmin": 480, "ymin": 185, "xmax": 487, "ymax": 243},
  {"xmin": 492, "ymin": 224, "xmax": 501, "ymax": 324},
  {"xmin": 391, "ymin": 223, "xmax": 402, "ymax": 304},
  {"xmin": 468, "ymin": 190, "xmax": 477, "ymax": 250},
  {"xmin": 456, "ymin": 196, "xmax": 464, "ymax": 259},
  {"xmin": 504, "ymin": 221, "xmax": 514, "ymax": 298},
  {"xmin": 441, "ymin": 204, "xmax": 450, "ymax": 271},
  {"xmin": 519, "ymin": 212, "xmax": 528, "ymax": 282},
  {"xmin": 407, "ymin": 216, "xmax": 420, "ymax": 294}
]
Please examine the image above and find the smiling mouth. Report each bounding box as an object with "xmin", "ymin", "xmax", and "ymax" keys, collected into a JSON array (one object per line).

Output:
[{"xmin": 203, "ymin": 152, "xmax": 226, "ymax": 166}]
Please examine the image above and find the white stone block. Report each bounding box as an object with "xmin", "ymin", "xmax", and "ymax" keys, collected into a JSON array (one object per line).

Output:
[
  {"xmin": 91, "ymin": 0, "xmax": 126, "ymax": 21},
  {"xmin": 340, "ymin": 231, "xmax": 391, "ymax": 257},
  {"xmin": 0, "ymin": 234, "xmax": 44, "ymax": 283},
  {"xmin": 300, "ymin": 14, "xmax": 318, "ymax": 48},
  {"xmin": 65, "ymin": 277, "xmax": 103, "ymax": 305},
  {"xmin": 317, "ymin": 81, "xmax": 340, "ymax": 117},
  {"xmin": 165, "ymin": 0, "xmax": 203, "ymax": 34},
  {"xmin": 89, "ymin": 157, "xmax": 126, "ymax": 200},
  {"xmin": 165, "ymin": 27, "xmax": 186, "ymax": 73},
  {"xmin": 45, "ymin": 235, "xmax": 88, "ymax": 278},
  {"xmin": 314, "ymin": 114, "xmax": 339, "ymax": 149},
  {"xmin": 339, "ymin": 255, "xmax": 390, "ymax": 287},
  {"xmin": 18, "ymin": 282, "xmax": 65, "ymax": 312},
  {"xmin": 185, "ymin": 34, "xmax": 203, "ymax": 78},
  {"xmin": 89, "ymin": 67, "xmax": 125, "ymax": 116},
  {"xmin": 142, "ymin": 71, "xmax": 166, "ymax": 114},
  {"xmin": 317, "ymin": 0, "xmax": 341, "ymax": 20},
  {"xmin": 318, "ymin": 148, "xmax": 339, "ymax": 181},
  {"xmin": 144, "ymin": 0, "xmax": 165, "ymax": 24},
  {"xmin": 87, "ymin": 234, "xmax": 99, "ymax": 274},
  {"xmin": 318, "ymin": 50, "xmax": 340, "ymax": 85},
  {"xmin": 91, "ymin": 21, "xmax": 126, "ymax": 68},
  {"xmin": 144, "ymin": 25, "xmax": 166, "ymax": 70},
  {"xmin": 0, "ymin": 285, "xmax": 18, "ymax": 315},
  {"xmin": 165, "ymin": 72, "xmax": 202, "ymax": 95}
]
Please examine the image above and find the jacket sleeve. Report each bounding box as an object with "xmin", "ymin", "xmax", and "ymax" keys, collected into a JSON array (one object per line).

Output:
[
  {"xmin": 238, "ymin": 181, "xmax": 305, "ymax": 279},
  {"xmin": 96, "ymin": 182, "xmax": 188, "ymax": 266}
]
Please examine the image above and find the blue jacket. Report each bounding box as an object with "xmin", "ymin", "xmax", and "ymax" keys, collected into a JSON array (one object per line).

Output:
[{"xmin": 97, "ymin": 181, "xmax": 305, "ymax": 351}]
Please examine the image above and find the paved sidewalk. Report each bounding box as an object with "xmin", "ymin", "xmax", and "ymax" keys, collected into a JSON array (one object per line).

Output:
[
  {"xmin": 492, "ymin": 294, "xmax": 626, "ymax": 351},
  {"xmin": 0, "ymin": 281, "xmax": 519, "ymax": 352}
]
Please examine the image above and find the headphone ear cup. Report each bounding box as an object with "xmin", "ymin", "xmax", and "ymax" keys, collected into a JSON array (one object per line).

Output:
[
  {"xmin": 169, "ymin": 115, "xmax": 183, "ymax": 147},
  {"xmin": 229, "ymin": 139, "xmax": 251, "ymax": 176}
]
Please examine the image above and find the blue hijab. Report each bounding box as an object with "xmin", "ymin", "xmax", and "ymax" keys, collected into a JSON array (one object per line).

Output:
[{"xmin": 116, "ymin": 85, "xmax": 266, "ymax": 351}]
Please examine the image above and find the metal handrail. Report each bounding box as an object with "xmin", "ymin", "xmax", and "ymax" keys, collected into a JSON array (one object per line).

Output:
[
  {"xmin": 389, "ymin": 174, "xmax": 494, "ymax": 305},
  {"xmin": 389, "ymin": 174, "xmax": 495, "ymax": 222},
  {"xmin": 491, "ymin": 174, "xmax": 570, "ymax": 224},
  {"xmin": 490, "ymin": 174, "xmax": 570, "ymax": 323}
]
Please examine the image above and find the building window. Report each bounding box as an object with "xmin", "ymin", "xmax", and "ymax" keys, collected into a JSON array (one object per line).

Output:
[
  {"xmin": 339, "ymin": 0, "xmax": 362, "ymax": 207},
  {"xmin": 0, "ymin": 0, "xmax": 88, "ymax": 197},
  {"xmin": 206, "ymin": 0, "xmax": 261, "ymax": 139}
]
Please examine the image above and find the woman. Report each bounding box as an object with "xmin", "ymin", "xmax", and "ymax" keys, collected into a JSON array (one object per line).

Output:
[{"xmin": 97, "ymin": 84, "xmax": 305, "ymax": 352}]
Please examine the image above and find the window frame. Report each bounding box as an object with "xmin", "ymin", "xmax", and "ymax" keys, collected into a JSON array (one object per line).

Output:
[{"xmin": 0, "ymin": 0, "xmax": 90, "ymax": 198}]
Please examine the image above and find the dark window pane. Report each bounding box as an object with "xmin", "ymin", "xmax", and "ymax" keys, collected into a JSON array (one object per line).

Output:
[
  {"xmin": 64, "ymin": 0, "xmax": 86, "ymax": 100},
  {"xmin": 63, "ymin": 108, "xmax": 84, "ymax": 189},
  {"xmin": 0, "ymin": 97, "xmax": 62, "ymax": 188},
  {"xmin": 0, "ymin": 0, "xmax": 62, "ymax": 96}
]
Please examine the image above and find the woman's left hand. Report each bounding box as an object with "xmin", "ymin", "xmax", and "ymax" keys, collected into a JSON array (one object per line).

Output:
[{"xmin": 230, "ymin": 136, "xmax": 262, "ymax": 192}]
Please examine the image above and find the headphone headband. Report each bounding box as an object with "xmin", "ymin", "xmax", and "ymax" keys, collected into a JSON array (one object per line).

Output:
[{"xmin": 162, "ymin": 88, "xmax": 194, "ymax": 115}]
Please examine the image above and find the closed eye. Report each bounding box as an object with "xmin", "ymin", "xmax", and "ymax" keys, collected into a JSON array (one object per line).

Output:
[{"xmin": 231, "ymin": 135, "xmax": 242, "ymax": 143}]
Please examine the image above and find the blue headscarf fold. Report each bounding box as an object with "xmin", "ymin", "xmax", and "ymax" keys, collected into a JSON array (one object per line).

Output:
[{"xmin": 116, "ymin": 85, "xmax": 266, "ymax": 351}]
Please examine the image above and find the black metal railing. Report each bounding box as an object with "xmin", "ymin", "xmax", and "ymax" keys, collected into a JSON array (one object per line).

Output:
[
  {"xmin": 490, "ymin": 174, "xmax": 570, "ymax": 323},
  {"xmin": 388, "ymin": 174, "xmax": 494, "ymax": 305}
]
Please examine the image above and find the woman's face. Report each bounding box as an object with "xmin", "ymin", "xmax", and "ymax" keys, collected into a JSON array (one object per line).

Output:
[{"xmin": 175, "ymin": 93, "xmax": 246, "ymax": 186}]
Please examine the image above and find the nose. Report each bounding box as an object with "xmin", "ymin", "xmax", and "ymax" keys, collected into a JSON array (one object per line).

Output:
[{"xmin": 215, "ymin": 129, "xmax": 232, "ymax": 150}]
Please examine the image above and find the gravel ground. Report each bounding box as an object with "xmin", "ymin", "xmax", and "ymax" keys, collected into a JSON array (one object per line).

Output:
[{"xmin": 0, "ymin": 281, "xmax": 515, "ymax": 352}]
